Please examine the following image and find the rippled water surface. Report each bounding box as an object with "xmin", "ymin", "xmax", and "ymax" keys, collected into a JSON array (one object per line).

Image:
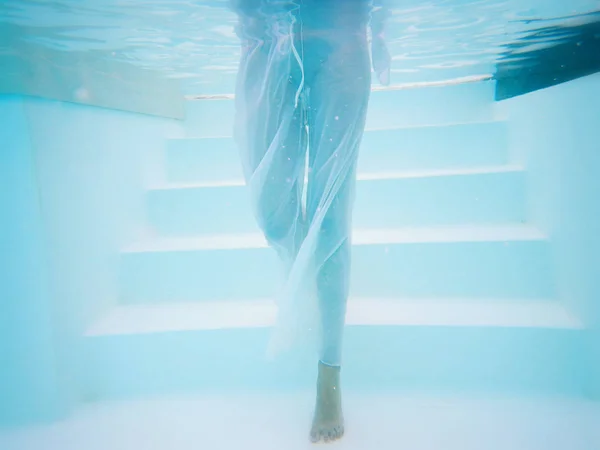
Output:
[{"xmin": 1, "ymin": 0, "xmax": 599, "ymax": 95}]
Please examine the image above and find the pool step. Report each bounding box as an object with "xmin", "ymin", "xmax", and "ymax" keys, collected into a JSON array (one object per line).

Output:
[
  {"xmin": 165, "ymin": 120, "xmax": 509, "ymax": 184},
  {"xmin": 82, "ymin": 298, "xmax": 584, "ymax": 398},
  {"xmin": 119, "ymin": 224, "xmax": 554, "ymax": 304},
  {"xmin": 182, "ymin": 81, "xmax": 501, "ymax": 137},
  {"xmin": 146, "ymin": 165, "xmax": 526, "ymax": 235}
]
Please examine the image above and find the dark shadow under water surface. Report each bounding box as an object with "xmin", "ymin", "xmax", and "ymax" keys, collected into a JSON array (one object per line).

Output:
[{"xmin": 495, "ymin": 11, "xmax": 600, "ymax": 99}]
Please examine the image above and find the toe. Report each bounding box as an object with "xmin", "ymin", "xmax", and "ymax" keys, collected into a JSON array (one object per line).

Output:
[
  {"xmin": 333, "ymin": 426, "xmax": 341, "ymax": 439},
  {"xmin": 310, "ymin": 429, "xmax": 319, "ymax": 443},
  {"xmin": 328, "ymin": 429, "xmax": 337, "ymax": 441}
]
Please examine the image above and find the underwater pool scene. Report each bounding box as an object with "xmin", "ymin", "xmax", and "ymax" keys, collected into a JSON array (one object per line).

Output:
[{"xmin": 1, "ymin": 0, "xmax": 600, "ymax": 449}]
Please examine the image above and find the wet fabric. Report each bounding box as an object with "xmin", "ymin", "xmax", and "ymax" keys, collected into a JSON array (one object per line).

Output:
[{"xmin": 231, "ymin": 0, "xmax": 388, "ymax": 365}]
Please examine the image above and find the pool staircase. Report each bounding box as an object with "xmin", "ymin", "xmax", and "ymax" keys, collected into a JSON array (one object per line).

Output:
[{"xmin": 83, "ymin": 79, "xmax": 584, "ymax": 400}]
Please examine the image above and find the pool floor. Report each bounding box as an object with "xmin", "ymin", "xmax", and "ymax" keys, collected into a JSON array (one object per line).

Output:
[{"xmin": 1, "ymin": 391, "xmax": 597, "ymax": 449}]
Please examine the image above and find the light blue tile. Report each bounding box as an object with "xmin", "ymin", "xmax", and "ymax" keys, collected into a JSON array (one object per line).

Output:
[
  {"xmin": 82, "ymin": 317, "xmax": 583, "ymax": 398},
  {"xmin": 165, "ymin": 121, "xmax": 509, "ymax": 183},
  {"xmin": 147, "ymin": 168, "xmax": 526, "ymax": 235},
  {"xmin": 119, "ymin": 232, "xmax": 554, "ymax": 303},
  {"xmin": 182, "ymin": 81, "xmax": 498, "ymax": 137}
]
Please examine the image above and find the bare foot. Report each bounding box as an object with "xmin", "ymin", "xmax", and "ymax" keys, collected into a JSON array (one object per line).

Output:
[{"xmin": 310, "ymin": 361, "xmax": 344, "ymax": 443}]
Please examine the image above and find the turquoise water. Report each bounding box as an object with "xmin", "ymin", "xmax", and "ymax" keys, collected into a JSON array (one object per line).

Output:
[
  {"xmin": 1, "ymin": 1, "xmax": 600, "ymax": 449},
  {"xmin": 1, "ymin": 0, "xmax": 599, "ymax": 97}
]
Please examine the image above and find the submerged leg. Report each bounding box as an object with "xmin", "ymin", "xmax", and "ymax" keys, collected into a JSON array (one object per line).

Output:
[
  {"xmin": 304, "ymin": 31, "xmax": 371, "ymax": 443},
  {"xmin": 233, "ymin": 16, "xmax": 308, "ymax": 265}
]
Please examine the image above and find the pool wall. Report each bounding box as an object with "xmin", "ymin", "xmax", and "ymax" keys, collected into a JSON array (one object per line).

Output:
[
  {"xmin": 0, "ymin": 96, "xmax": 64, "ymax": 425},
  {"xmin": 502, "ymin": 72, "xmax": 600, "ymax": 398},
  {"xmin": 0, "ymin": 96, "xmax": 178, "ymax": 424}
]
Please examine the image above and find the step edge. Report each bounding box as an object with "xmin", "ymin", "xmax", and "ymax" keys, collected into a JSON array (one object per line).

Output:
[
  {"xmin": 167, "ymin": 118, "xmax": 508, "ymax": 141},
  {"xmin": 86, "ymin": 298, "xmax": 583, "ymax": 337},
  {"xmin": 183, "ymin": 74, "xmax": 494, "ymax": 101},
  {"xmin": 149, "ymin": 165, "xmax": 525, "ymax": 191},
  {"xmin": 122, "ymin": 224, "xmax": 547, "ymax": 254}
]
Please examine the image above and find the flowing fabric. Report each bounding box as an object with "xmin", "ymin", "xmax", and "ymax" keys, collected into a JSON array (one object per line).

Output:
[{"xmin": 231, "ymin": 0, "xmax": 388, "ymax": 365}]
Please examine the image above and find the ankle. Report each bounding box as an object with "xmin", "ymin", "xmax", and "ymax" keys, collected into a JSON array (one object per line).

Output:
[
  {"xmin": 318, "ymin": 361, "xmax": 341, "ymax": 390},
  {"xmin": 318, "ymin": 360, "xmax": 341, "ymax": 371}
]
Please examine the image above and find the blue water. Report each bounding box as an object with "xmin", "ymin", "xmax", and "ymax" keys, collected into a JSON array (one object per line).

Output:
[
  {"xmin": 1, "ymin": 1, "xmax": 600, "ymax": 449},
  {"xmin": 1, "ymin": 0, "xmax": 599, "ymax": 97}
]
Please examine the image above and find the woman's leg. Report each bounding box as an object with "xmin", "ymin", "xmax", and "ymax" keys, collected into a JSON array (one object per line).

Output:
[
  {"xmin": 306, "ymin": 33, "xmax": 371, "ymax": 371},
  {"xmin": 233, "ymin": 13, "xmax": 308, "ymax": 265},
  {"xmin": 304, "ymin": 31, "xmax": 371, "ymax": 442}
]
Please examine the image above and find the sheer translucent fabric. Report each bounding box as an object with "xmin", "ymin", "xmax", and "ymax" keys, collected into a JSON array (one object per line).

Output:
[{"xmin": 232, "ymin": 0, "xmax": 386, "ymax": 365}]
